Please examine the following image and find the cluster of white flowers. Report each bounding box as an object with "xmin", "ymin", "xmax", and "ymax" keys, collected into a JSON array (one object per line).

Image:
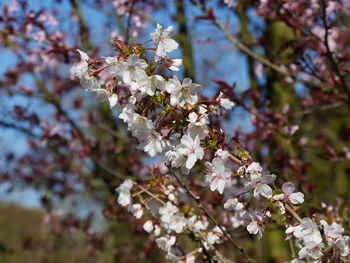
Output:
[
  {"xmin": 223, "ymin": 162, "xmax": 305, "ymax": 239},
  {"xmin": 223, "ymin": 162, "xmax": 348, "ymax": 262},
  {"xmin": 115, "ymin": 179, "xmax": 134, "ymax": 207},
  {"xmin": 286, "ymin": 218, "xmax": 349, "ymax": 262},
  {"xmin": 73, "ymin": 24, "xmax": 234, "ymax": 173},
  {"xmin": 74, "ymin": 23, "xmax": 349, "ymax": 263},
  {"xmin": 115, "ymin": 178, "xmax": 214, "ymax": 262}
]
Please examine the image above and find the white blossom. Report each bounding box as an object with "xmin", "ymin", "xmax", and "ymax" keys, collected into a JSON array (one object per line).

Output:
[
  {"xmin": 167, "ymin": 135, "xmax": 204, "ymax": 170},
  {"xmin": 166, "ymin": 76, "xmax": 202, "ymax": 107},
  {"xmin": 128, "ymin": 114, "xmax": 154, "ymax": 139},
  {"xmin": 154, "ymin": 225, "xmax": 161, "ymax": 236},
  {"xmin": 108, "ymin": 93, "xmax": 119, "ymax": 108},
  {"xmin": 335, "ymin": 235, "xmax": 349, "ymax": 256},
  {"xmin": 224, "ymin": 198, "xmax": 249, "ymax": 220},
  {"xmin": 320, "ymin": 220, "xmax": 344, "ymax": 245},
  {"xmin": 207, "ymin": 226, "xmax": 224, "ymax": 244},
  {"xmin": 143, "ymin": 220, "xmax": 154, "ymax": 233},
  {"xmin": 151, "ymin": 24, "xmax": 179, "ymax": 58},
  {"xmin": 215, "ymin": 149, "xmax": 229, "ymax": 160},
  {"xmin": 159, "ymin": 202, "xmax": 179, "ymax": 223},
  {"xmin": 298, "ymin": 241, "xmax": 324, "ymax": 259},
  {"xmin": 168, "ymin": 213, "xmax": 187, "ymax": 233},
  {"xmin": 287, "ymin": 218, "xmax": 322, "ymax": 244},
  {"xmin": 117, "ymin": 192, "xmax": 131, "ymax": 207},
  {"xmin": 244, "ymin": 173, "xmax": 276, "ymax": 198},
  {"xmin": 115, "ymin": 179, "xmax": 134, "ymax": 207},
  {"xmin": 74, "ymin": 49, "xmax": 100, "ymax": 90},
  {"xmin": 113, "ymin": 54, "xmax": 148, "ymax": 85},
  {"xmin": 247, "ymin": 210, "xmax": 265, "ymax": 239},
  {"xmin": 219, "ymin": 98, "xmax": 234, "ymax": 110},
  {"xmin": 156, "ymin": 235, "xmax": 176, "ymax": 251},
  {"xmin": 224, "ymin": 198, "xmax": 244, "ymax": 211},
  {"xmin": 130, "ymin": 203, "xmax": 144, "ymax": 219},
  {"xmin": 171, "ymin": 58, "xmax": 182, "ymax": 67},
  {"xmin": 186, "ymin": 112, "xmax": 209, "ymax": 140},
  {"xmin": 116, "ymin": 179, "xmax": 134, "ymax": 193},
  {"xmin": 273, "ymin": 182, "xmax": 304, "ymax": 205},
  {"xmin": 139, "ymin": 128, "xmax": 168, "ymax": 157},
  {"xmin": 119, "ymin": 103, "xmax": 137, "ymax": 123},
  {"xmin": 91, "ymin": 89, "xmax": 119, "ymax": 108},
  {"xmin": 165, "ymin": 148, "xmax": 188, "ymax": 173},
  {"xmin": 205, "ymin": 158, "xmax": 231, "ymax": 194},
  {"xmin": 188, "ymin": 215, "xmax": 209, "ymax": 231},
  {"xmin": 139, "ymin": 74, "xmax": 166, "ymax": 95},
  {"xmin": 217, "ymin": 92, "xmax": 234, "ymax": 110},
  {"xmin": 246, "ymin": 162, "xmax": 263, "ymax": 175}
]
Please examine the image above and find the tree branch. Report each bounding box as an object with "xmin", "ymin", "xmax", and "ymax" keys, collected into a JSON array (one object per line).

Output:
[
  {"xmin": 171, "ymin": 170, "xmax": 253, "ymax": 263},
  {"xmin": 191, "ymin": 1, "xmax": 318, "ymax": 89},
  {"xmin": 0, "ymin": 120, "xmax": 36, "ymax": 138},
  {"xmin": 320, "ymin": 0, "xmax": 350, "ymax": 104}
]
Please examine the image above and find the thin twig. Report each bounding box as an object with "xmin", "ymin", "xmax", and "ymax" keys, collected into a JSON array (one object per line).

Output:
[
  {"xmin": 289, "ymin": 238, "xmax": 296, "ymax": 258},
  {"xmin": 191, "ymin": 1, "xmax": 317, "ymax": 88},
  {"xmin": 320, "ymin": 0, "xmax": 350, "ymax": 104},
  {"xmin": 228, "ymin": 153, "xmax": 244, "ymax": 166},
  {"xmin": 171, "ymin": 170, "xmax": 253, "ymax": 263},
  {"xmin": 138, "ymin": 184, "xmax": 229, "ymax": 262},
  {"xmin": 0, "ymin": 120, "xmax": 37, "ymax": 138},
  {"xmin": 299, "ymin": 101, "xmax": 345, "ymax": 117},
  {"xmin": 285, "ymin": 204, "xmax": 302, "ymax": 222}
]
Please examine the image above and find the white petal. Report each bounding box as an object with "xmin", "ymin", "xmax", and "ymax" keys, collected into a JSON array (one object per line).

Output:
[
  {"xmin": 77, "ymin": 49, "xmax": 89, "ymax": 61},
  {"xmin": 247, "ymin": 221, "xmax": 258, "ymax": 234},
  {"xmin": 289, "ymin": 192, "xmax": 304, "ymax": 204},
  {"xmin": 186, "ymin": 153, "xmax": 197, "ymax": 169},
  {"xmin": 282, "ymin": 182, "xmax": 296, "ymax": 195}
]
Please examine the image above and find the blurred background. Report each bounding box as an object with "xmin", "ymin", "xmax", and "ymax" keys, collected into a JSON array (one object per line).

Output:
[{"xmin": 0, "ymin": 0, "xmax": 349, "ymax": 262}]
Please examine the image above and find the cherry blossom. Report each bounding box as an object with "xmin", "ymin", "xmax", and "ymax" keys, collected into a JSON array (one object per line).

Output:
[
  {"xmin": 139, "ymin": 74, "xmax": 166, "ymax": 95},
  {"xmin": 156, "ymin": 235, "xmax": 176, "ymax": 252},
  {"xmin": 287, "ymin": 218, "xmax": 322, "ymax": 244},
  {"xmin": 273, "ymin": 182, "xmax": 304, "ymax": 204},
  {"xmin": 217, "ymin": 92, "xmax": 234, "ymax": 110},
  {"xmin": 207, "ymin": 226, "xmax": 224, "ymax": 245},
  {"xmin": 143, "ymin": 220, "xmax": 154, "ymax": 233},
  {"xmin": 244, "ymin": 173, "xmax": 276, "ymax": 198},
  {"xmin": 166, "ymin": 76, "xmax": 202, "ymax": 107},
  {"xmin": 151, "ymin": 24, "xmax": 179, "ymax": 59},
  {"xmin": 167, "ymin": 135, "xmax": 204, "ymax": 170},
  {"xmin": 246, "ymin": 210, "xmax": 265, "ymax": 239},
  {"xmin": 320, "ymin": 220, "xmax": 346, "ymax": 246},
  {"xmin": 205, "ymin": 158, "xmax": 231, "ymax": 194},
  {"xmin": 116, "ymin": 179, "xmax": 134, "ymax": 207},
  {"xmin": 73, "ymin": 49, "xmax": 100, "ymax": 90},
  {"xmin": 186, "ymin": 112, "xmax": 209, "ymax": 140},
  {"xmin": 298, "ymin": 241, "xmax": 324, "ymax": 259},
  {"xmin": 130, "ymin": 203, "xmax": 144, "ymax": 219},
  {"xmin": 111, "ymin": 54, "xmax": 148, "ymax": 85},
  {"xmin": 69, "ymin": 19, "xmax": 350, "ymax": 262}
]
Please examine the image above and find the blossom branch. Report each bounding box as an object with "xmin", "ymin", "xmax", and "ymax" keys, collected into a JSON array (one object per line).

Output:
[{"xmin": 171, "ymin": 170, "xmax": 253, "ymax": 263}]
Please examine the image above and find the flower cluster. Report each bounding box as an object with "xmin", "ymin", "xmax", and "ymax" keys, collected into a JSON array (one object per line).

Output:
[
  {"xmin": 114, "ymin": 174, "xmax": 224, "ymax": 262},
  {"xmin": 286, "ymin": 217, "xmax": 349, "ymax": 262},
  {"xmin": 73, "ymin": 23, "xmax": 234, "ymax": 180},
  {"xmin": 73, "ymin": 23, "xmax": 349, "ymax": 263}
]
